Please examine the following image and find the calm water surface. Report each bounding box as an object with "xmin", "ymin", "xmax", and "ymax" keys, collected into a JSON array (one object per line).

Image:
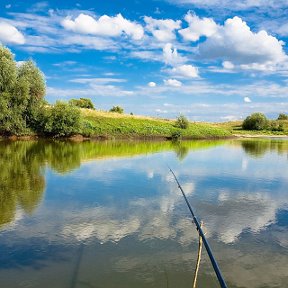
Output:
[{"xmin": 0, "ymin": 139, "xmax": 288, "ymax": 288}]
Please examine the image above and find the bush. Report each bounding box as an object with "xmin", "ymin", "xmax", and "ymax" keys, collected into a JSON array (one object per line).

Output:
[
  {"xmin": 69, "ymin": 98, "xmax": 95, "ymax": 109},
  {"xmin": 171, "ymin": 130, "xmax": 182, "ymax": 140},
  {"xmin": 109, "ymin": 105, "xmax": 124, "ymax": 114},
  {"xmin": 242, "ymin": 113, "xmax": 269, "ymax": 130},
  {"xmin": 269, "ymin": 120, "xmax": 284, "ymax": 132},
  {"xmin": 277, "ymin": 113, "xmax": 288, "ymax": 120},
  {"xmin": 175, "ymin": 115, "xmax": 189, "ymax": 129},
  {"xmin": 44, "ymin": 101, "xmax": 81, "ymax": 137}
]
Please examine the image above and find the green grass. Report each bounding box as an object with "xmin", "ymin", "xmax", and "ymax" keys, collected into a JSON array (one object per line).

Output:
[
  {"xmin": 215, "ymin": 120, "xmax": 288, "ymax": 136},
  {"xmin": 80, "ymin": 109, "xmax": 232, "ymax": 139}
]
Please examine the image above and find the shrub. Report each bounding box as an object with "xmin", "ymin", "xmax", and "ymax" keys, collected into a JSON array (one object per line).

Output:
[
  {"xmin": 242, "ymin": 113, "xmax": 269, "ymax": 130},
  {"xmin": 277, "ymin": 113, "xmax": 288, "ymax": 120},
  {"xmin": 69, "ymin": 98, "xmax": 95, "ymax": 109},
  {"xmin": 269, "ymin": 120, "xmax": 284, "ymax": 132},
  {"xmin": 109, "ymin": 105, "xmax": 124, "ymax": 114},
  {"xmin": 44, "ymin": 101, "xmax": 81, "ymax": 137},
  {"xmin": 171, "ymin": 130, "xmax": 182, "ymax": 140},
  {"xmin": 80, "ymin": 119, "xmax": 95, "ymax": 137},
  {"xmin": 175, "ymin": 115, "xmax": 189, "ymax": 129}
]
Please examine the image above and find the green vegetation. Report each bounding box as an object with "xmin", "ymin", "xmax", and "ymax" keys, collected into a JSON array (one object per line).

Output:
[
  {"xmin": 42, "ymin": 101, "xmax": 81, "ymax": 137},
  {"xmin": 278, "ymin": 113, "xmax": 288, "ymax": 120},
  {"xmin": 69, "ymin": 98, "xmax": 95, "ymax": 109},
  {"xmin": 242, "ymin": 112, "xmax": 269, "ymax": 130},
  {"xmin": 0, "ymin": 46, "xmax": 45, "ymax": 135},
  {"xmin": 109, "ymin": 105, "xmax": 124, "ymax": 114},
  {"xmin": 81, "ymin": 109, "xmax": 231, "ymax": 139},
  {"xmin": 240, "ymin": 112, "xmax": 287, "ymax": 134},
  {"xmin": 216, "ymin": 119, "xmax": 288, "ymax": 136},
  {"xmin": 175, "ymin": 115, "xmax": 189, "ymax": 129}
]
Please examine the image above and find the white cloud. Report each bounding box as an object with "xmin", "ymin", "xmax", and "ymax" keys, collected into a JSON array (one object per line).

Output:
[
  {"xmin": 166, "ymin": 0, "xmax": 288, "ymax": 10},
  {"xmin": 69, "ymin": 78, "xmax": 126, "ymax": 84},
  {"xmin": 164, "ymin": 79, "xmax": 182, "ymax": 87},
  {"xmin": 163, "ymin": 43, "xmax": 185, "ymax": 65},
  {"xmin": 179, "ymin": 12, "xmax": 218, "ymax": 42},
  {"xmin": 0, "ymin": 21, "xmax": 25, "ymax": 44},
  {"xmin": 199, "ymin": 16, "xmax": 287, "ymax": 69},
  {"xmin": 222, "ymin": 61, "xmax": 235, "ymax": 69},
  {"xmin": 148, "ymin": 82, "xmax": 157, "ymax": 87},
  {"xmin": 62, "ymin": 13, "xmax": 144, "ymax": 40},
  {"xmin": 244, "ymin": 96, "xmax": 252, "ymax": 103},
  {"xmin": 130, "ymin": 50, "xmax": 163, "ymax": 62},
  {"xmin": 170, "ymin": 64, "xmax": 199, "ymax": 78},
  {"xmin": 144, "ymin": 16, "xmax": 181, "ymax": 42},
  {"xmin": 155, "ymin": 108, "xmax": 168, "ymax": 113}
]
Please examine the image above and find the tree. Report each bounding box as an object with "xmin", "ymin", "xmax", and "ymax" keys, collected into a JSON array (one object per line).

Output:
[
  {"xmin": 44, "ymin": 101, "xmax": 81, "ymax": 137},
  {"xmin": 0, "ymin": 45, "xmax": 17, "ymax": 93},
  {"xmin": 175, "ymin": 115, "xmax": 189, "ymax": 129},
  {"xmin": 109, "ymin": 105, "xmax": 124, "ymax": 114},
  {"xmin": 0, "ymin": 46, "xmax": 46, "ymax": 135},
  {"xmin": 17, "ymin": 60, "xmax": 46, "ymax": 129},
  {"xmin": 0, "ymin": 46, "xmax": 26, "ymax": 134},
  {"xmin": 277, "ymin": 113, "xmax": 288, "ymax": 120},
  {"xmin": 242, "ymin": 113, "xmax": 269, "ymax": 130},
  {"xmin": 69, "ymin": 98, "xmax": 95, "ymax": 109}
]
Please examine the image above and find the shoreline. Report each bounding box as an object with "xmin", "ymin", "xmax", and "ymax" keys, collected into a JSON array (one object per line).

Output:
[{"xmin": 0, "ymin": 133, "xmax": 287, "ymax": 142}]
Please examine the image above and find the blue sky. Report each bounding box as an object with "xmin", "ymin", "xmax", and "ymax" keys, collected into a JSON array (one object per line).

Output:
[{"xmin": 0, "ymin": 0, "xmax": 288, "ymax": 121}]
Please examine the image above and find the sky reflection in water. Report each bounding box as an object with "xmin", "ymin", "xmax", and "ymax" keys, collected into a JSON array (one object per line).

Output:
[{"xmin": 0, "ymin": 139, "xmax": 287, "ymax": 288}]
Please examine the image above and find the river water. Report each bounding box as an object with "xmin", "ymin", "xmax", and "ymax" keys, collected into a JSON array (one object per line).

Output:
[{"xmin": 0, "ymin": 139, "xmax": 287, "ymax": 288}]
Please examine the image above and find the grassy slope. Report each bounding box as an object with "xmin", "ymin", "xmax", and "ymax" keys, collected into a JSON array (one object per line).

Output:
[{"xmin": 81, "ymin": 109, "xmax": 232, "ymax": 139}]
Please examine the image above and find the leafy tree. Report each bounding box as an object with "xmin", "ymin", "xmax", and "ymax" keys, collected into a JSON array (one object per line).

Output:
[
  {"xmin": 69, "ymin": 98, "xmax": 95, "ymax": 109},
  {"xmin": 277, "ymin": 113, "xmax": 288, "ymax": 120},
  {"xmin": 0, "ymin": 47, "xmax": 27, "ymax": 134},
  {"xmin": 17, "ymin": 60, "xmax": 46, "ymax": 129},
  {"xmin": 242, "ymin": 113, "xmax": 269, "ymax": 130},
  {"xmin": 0, "ymin": 46, "xmax": 46, "ymax": 135},
  {"xmin": 109, "ymin": 105, "xmax": 124, "ymax": 114},
  {"xmin": 44, "ymin": 101, "xmax": 81, "ymax": 137},
  {"xmin": 175, "ymin": 115, "xmax": 189, "ymax": 129}
]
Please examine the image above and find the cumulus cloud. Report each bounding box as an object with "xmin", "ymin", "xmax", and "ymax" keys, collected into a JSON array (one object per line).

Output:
[
  {"xmin": 179, "ymin": 12, "xmax": 218, "ymax": 42},
  {"xmin": 164, "ymin": 79, "xmax": 182, "ymax": 87},
  {"xmin": 162, "ymin": 43, "xmax": 198, "ymax": 78},
  {"xmin": 244, "ymin": 96, "xmax": 251, "ymax": 103},
  {"xmin": 144, "ymin": 16, "xmax": 181, "ymax": 42},
  {"xmin": 163, "ymin": 43, "xmax": 186, "ymax": 65},
  {"xmin": 148, "ymin": 82, "xmax": 157, "ymax": 87},
  {"xmin": 62, "ymin": 13, "xmax": 144, "ymax": 40},
  {"xmin": 0, "ymin": 21, "xmax": 25, "ymax": 44},
  {"xmin": 222, "ymin": 61, "xmax": 234, "ymax": 70},
  {"xmin": 170, "ymin": 64, "xmax": 199, "ymax": 78},
  {"xmin": 199, "ymin": 16, "xmax": 286, "ymax": 69}
]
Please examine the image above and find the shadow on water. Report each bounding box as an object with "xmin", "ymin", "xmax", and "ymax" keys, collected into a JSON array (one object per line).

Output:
[
  {"xmin": 0, "ymin": 139, "xmax": 224, "ymax": 228},
  {"xmin": 1, "ymin": 138, "xmax": 287, "ymax": 229},
  {"xmin": 239, "ymin": 139, "xmax": 288, "ymax": 158}
]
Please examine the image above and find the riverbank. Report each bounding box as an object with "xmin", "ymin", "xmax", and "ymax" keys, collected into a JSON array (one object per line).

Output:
[
  {"xmin": 79, "ymin": 109, "xmax": 233, "ymax": 140},
  {"xmin": 1, "ymin": 110, "xmax": 287, "ymax": 140}
]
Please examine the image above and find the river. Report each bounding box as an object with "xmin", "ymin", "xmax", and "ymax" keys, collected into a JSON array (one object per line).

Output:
[{"xmin": 0, "ymin": 138, "xmax": 287, "ymax": 287}]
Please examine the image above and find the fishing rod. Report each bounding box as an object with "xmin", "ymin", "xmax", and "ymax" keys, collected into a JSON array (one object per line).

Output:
[{"xmin": 168, "ymin": 167, "xmax": 228, "ymax": 288}]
